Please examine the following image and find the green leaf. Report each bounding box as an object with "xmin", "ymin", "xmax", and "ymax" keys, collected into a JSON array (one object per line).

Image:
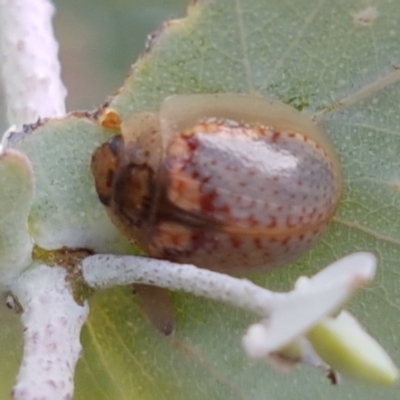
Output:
[
  {"xmin": 10, "ymin": 117, "xmax": 135, "ymax": 255},
  {"xmin": 0, "ymin": 148, "xmax": 33, "ymax": 288},
  {"xmin": 85, "ymin": 2, "xmax": 400, "ymax": 396},
  {"xmin": 2, "ymin": 0, "xmax": 400, "ymax": 399}
]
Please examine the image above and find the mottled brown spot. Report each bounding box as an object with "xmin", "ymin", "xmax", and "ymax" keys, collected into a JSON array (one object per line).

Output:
[
  {"xmin": 113, "ymin": 163, "xmax": 154, "ymax": 227},
  {"xmin": 187, "ymin": 136, "xmax": 199, "ymax": 152},
  {"xmin": 327, "ymin": 369, "xmax": 339, "ymax": 385},
  {"xmin": 106, "ymin": 169, "xmax": 114, "ymax": 188},
  {"xmin": 200, "ymin": 190, "xmax": 218, "ymax": 213},
  {"xmin": 271, "ymin": 131, "xmax": 280, "ymax": 142},
  {"xmin": 268, "ymin": 216, "xmax": 277, "ymax": 228},
  {"xmin": 230, "ymin": 236, "xmax": 241, "ymax": 248},
  {"xmin": 254, "ymin": 237, "xmax": 262, "ymax": 249}
]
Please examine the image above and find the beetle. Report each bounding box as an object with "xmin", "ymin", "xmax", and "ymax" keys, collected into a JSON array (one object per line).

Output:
[
  {"xmin": 91, "ymin": 93, "xmax": 342, "ymax": 334},
  {"xmin": 92, "ymin": 93, "xmax": 341, "ymax": 273}
]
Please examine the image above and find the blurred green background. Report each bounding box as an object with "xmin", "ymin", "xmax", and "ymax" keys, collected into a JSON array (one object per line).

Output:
[{"xmin": 0, "ymin": 0, "xmax": 189, "ymax": 131}]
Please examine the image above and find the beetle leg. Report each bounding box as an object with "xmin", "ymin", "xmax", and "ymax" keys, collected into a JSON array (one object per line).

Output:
[{"xmin": 134, "ymin": 284, "xmax": 175, "ymax": 336}]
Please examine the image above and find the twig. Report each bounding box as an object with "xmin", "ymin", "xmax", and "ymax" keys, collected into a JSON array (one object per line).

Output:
[
  {"xmin": 11, "ymin": 265, "xmax": 89, "ymax": 400},
  {"xmin": 82, "ymin": 252, "xmax": 374, "ymax": 314},
  {"xmin": 82, "ymin": 254, "xmax": 286, "ymax": 315},
  {"xmin": 0, "ymin": 0, "xmax": 67, "ymax": 129}
]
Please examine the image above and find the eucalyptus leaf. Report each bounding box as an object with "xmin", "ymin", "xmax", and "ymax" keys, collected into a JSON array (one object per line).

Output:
[
  {"xmin": 0, "ymin": 148, "xmax": 33, "ymax": 288},
  {"xmin": 78, "ymin": 0, "xmax": 400, "ymax": 398},
  {"xmin": 11, "ymin": 117, "xmax": 135, "ymax": 255}
]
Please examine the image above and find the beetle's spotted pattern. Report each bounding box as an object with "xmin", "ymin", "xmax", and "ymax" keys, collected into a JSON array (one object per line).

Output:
[
  {"xmin": 149, "ymin": 118, "xmax": 338, "ymax": 271},
  {"xmin": 91, "ymin": 94, "xmax": 341, "ymax": 273}
]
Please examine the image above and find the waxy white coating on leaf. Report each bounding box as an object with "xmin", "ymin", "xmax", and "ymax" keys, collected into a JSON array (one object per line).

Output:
[
  {"xmin": 242, "ymin": 252, "xmax": 376, "ymax": 354},
  {"xmin": 0, "ymin": 0, "xmax": 66, "ymax": 128},
  {"xmin": 11, "ymin": 265, "xmax": 89, "ymax": 400},
  {"xmin": 300, "ymin": 252, "xmax": 376, "ymax": 288}
]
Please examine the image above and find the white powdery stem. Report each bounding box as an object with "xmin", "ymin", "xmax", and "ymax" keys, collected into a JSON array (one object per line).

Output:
[
  {"xmin": 11, "ymin": 265, "xmax": 89, "ymax": 400},
  {"xmin": 0, "ymin": 0, "xmax": 67, "ymax": 128},
  {"xmin": 83, "ymin": 252, "xmax": 377, "ymax": 357},
  {"xmin": 82, "ymin": 254, "xmax": 287, "ymax": 316}
]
